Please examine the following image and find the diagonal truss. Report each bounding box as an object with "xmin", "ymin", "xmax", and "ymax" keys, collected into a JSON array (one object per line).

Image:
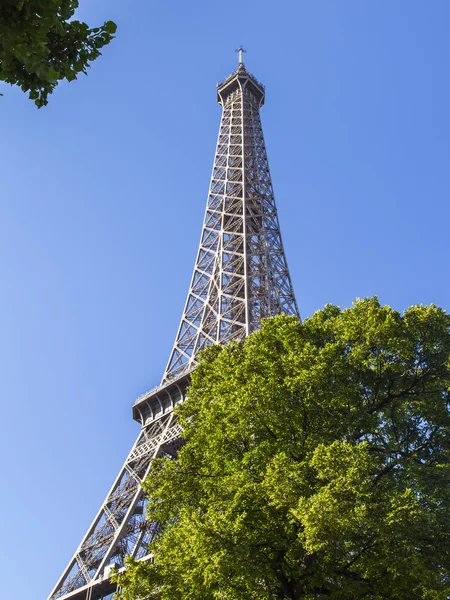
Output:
[
  {"xmin": 48, "ymin": 411, "xmax": 184, "ymax": 600},
  {"xmin": 48, "ymin": 61, "xmax": 299, "ymax": 600}
]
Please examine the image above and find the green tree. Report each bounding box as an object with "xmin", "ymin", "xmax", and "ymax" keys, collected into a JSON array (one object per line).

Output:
[
  {"xmin": 0, "ymin": 0, "xmax": 116, "ymax": 107},
  {"xmin": 114, "ymin": 298, "xmax": 450, "ymax": 599}
]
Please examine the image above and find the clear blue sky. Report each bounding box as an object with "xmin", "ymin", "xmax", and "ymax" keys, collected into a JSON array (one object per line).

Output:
[{"xmin": 1, "ymin": 2, "xmax": 450, "ymax": 598}]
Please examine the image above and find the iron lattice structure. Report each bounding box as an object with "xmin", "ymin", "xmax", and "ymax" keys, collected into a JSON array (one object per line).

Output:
[
  {"xmin": 48, "ymin": 58, "xmax": 299, "ymax": 600},
  {"xmin": 163, "ymin": 62, "xmax": 298, "ymax": 382}
]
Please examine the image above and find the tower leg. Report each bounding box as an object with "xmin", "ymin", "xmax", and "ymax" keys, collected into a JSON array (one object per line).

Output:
[{"xmin": 48, "ymin": 406, "xmax": 184, "ymax": 600}]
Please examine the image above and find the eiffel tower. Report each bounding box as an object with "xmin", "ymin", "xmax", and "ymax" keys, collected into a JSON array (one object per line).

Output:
[{"xmin": 48, "ymin": 49, "xmax": 299, "ymax": 600}]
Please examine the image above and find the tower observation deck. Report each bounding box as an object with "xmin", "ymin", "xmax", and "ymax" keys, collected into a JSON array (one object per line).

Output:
[{"xmin": 48, "ymin": 53, "xmax": 299, "ymax": 600}]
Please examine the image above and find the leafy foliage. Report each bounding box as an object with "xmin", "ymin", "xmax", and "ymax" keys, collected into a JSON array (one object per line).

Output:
[
  {"xmin": 0, "ymin": 0, "xmax": 116, "ymax": 107},
  {"xmin": 114, "ymin": 298, "xmax": 450, "ymax": 599}
]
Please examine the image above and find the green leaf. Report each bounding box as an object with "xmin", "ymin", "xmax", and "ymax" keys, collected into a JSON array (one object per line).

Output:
[
  {"xmin": 46, "ymin": 67, "xmax": 59, "ymax": 83},
  {"xmin": 104, "ymin": 20, "xmax": 117, "ymax": 34},
  {"xmin": 55, "ymin": 19, "xmax": 66, "ymax": 36}
]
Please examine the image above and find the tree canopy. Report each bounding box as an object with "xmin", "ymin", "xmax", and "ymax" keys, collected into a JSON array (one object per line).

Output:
[
  {"xmin": 114, "ymin": 298, "xmax": 450, "ymax": 599},
  {"xmin": 0, "ymin": 0, "xmax": 115, "ymax": 107}
]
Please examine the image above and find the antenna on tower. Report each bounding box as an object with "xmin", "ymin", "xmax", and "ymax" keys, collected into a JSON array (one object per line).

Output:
[{"xmin": 235, "ymin": 46, "xmax": 247, "ymax": 66}]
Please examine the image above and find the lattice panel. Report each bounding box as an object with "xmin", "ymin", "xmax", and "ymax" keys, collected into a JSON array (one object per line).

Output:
[{"xmin": 49, "ymin": 415, "xmax": 182, "ymax": 599}]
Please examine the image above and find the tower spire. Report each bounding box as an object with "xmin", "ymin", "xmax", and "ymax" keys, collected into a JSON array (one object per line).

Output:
[
  {"xmin": 236, "ymin": 45, "xmax": 246, "ymax": 66},
  {"xmin": 48, "ymin": 59, "xmax": 299, "ymax": 600}
]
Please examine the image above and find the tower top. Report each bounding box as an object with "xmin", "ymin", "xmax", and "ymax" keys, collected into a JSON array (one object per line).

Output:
[
  {"xmin": 235, "ymin": 46, "xmax": 247, "ymax": 66},
  {"xmin": 217, "ymin": 50, "xmax": 265, "ymax": 107}
]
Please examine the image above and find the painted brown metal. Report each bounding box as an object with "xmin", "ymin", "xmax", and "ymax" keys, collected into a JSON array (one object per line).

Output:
[{"xmin": 48, "ymin": 57, "xmax": 299, "ymax": 600}]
